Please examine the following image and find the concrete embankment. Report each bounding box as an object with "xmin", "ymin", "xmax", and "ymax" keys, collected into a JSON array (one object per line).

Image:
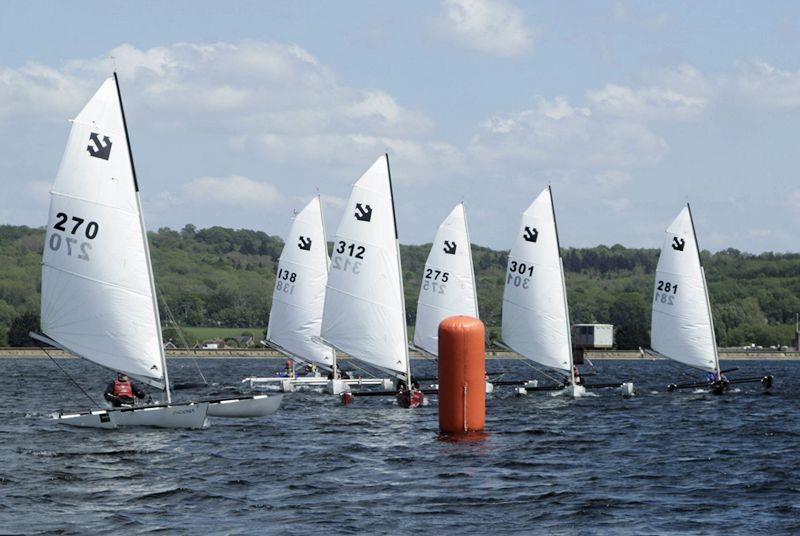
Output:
[{"xmin": 2, "ymin": 347, "xmax": 798, "ymax": 360}]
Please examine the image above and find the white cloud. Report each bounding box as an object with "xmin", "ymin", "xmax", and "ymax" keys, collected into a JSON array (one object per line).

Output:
[
  {"xmin": 471, "ymin": 96, "xmax": 668, "ymax": 169},
  {"xmin": 436, "ymin": 0, "xmax": 534, "ymax": 57},
  {"xmin": 587, "ymin": 83, "xmax": 708, "ymax": 120},
  {"xmin": 183, "ymin": 175, "xmax": 282, "ymax": 207},
  {"xmin": 729, "ymin": 59, "xmax": 800, "ymax": 109}
]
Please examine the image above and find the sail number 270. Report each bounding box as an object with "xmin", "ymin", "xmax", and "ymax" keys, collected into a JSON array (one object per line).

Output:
[
  {"xmin": 654, "ymin": 280, "xmax": 678, "ymax": 306},
  {"xmin": 48, "ymin": 212, "xmax": 99, "ymax": 262}
]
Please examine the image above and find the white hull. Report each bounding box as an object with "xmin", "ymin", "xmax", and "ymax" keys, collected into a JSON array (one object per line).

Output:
[
  {"xmin": 243, "ymin": 376, "xmax": 393, "ymax": 393},
  {"xmin": 56, "ymin": 401, "xmax": 209, "ymax": 429},
  {"xmin": 563, "ymin": 384, "xmax": 587, "ymax": 398},
  {"xmin": 206, "ymin": 394, "xmax": 283, "ymax": 418}
]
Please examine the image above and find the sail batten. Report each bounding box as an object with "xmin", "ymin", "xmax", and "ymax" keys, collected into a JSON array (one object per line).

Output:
[
  {"xmin": 501, "ymin": 188, "xmax": 572, "ymax": 372},
  {"xmin": 40, "ymin": 77, "xmax": 165, "ymax": 385},
  {"xmin": 650, "ymin": 206, "xmax": 718, "ymax": 372},
  {"xmin": 266, "ymin": 197, "xmax": 334, "ymax": 369},
  {"xmin": 413, "ymin": 203, "xmax": 479, "ymax": 356},
  {"xmin": 321, "ymin": 155, "xmax": 409, "ymax": 378}
]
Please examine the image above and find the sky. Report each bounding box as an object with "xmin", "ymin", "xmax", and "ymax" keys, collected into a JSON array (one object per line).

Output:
[{"xmin": 1, "ymin": 0, "xmax": 799, "ymax": 252}]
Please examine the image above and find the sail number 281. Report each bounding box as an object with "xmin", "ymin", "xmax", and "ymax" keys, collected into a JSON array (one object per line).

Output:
[
  {"xmin": 654, "ymin": 280, "xmax": 678, "ymax": 306},
  {"xmin": 48, "ymin": 212, "xmax": 99, "ymax": 262}
]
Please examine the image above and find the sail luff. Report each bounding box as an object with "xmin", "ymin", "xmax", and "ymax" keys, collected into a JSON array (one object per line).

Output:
[
  {"xmin": 113, "ymin": 73, "xmax": 171, "ymax": 402},
  {"xmin": 549, "ymin": 186, "xmax": 574, "ymax": 376},
  {"xmin": 386, "ymin": 153, "xmax": 412, "ymax": 386},
  {"xmin": 463, "ymin": 202, "xmax": 480, "ymax": 319}
]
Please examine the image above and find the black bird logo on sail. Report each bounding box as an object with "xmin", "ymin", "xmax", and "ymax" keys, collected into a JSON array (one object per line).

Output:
[
  {"xmin": 672, "ymin": 237, "xmax": 686, "ymax": 251},
  {"xmin": 298, "ymin": 236, "xmax": 312, "ymax": 251},
  {"xmin": 354, "ymin": 203, "xmax": 372, "ymax": 222},
  {"xmin": 443, "ymin": 241, "xmax": 457, "ymax": 255},
  {"xmin": 87, "ymin": 132, "xmax": 112, "ymax": 160},
  {"xmin": 523, "ymin": 226, "xmax": 538, "ymax": 243}
]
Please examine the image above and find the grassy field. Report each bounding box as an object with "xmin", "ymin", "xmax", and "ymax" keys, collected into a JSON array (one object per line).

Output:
[{"xmin": 174, "ymin": 327, "xmax": 264, "ymax": 343}]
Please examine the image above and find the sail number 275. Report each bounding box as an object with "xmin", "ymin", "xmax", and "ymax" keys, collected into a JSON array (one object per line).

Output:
[
  {"xmin": 48, "ymin": 212, "xmax": 99, "ymax": 262},
  {"xmin": 654, "ymin": 280, "xmax": 678, "ymax": 306},
  {"xmin": 423, "ymin": 268, "xmax": 449, "ymax": 294}
]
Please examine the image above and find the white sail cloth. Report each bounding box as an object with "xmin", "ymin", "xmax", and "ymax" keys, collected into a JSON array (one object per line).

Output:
[
  {"xmin": 321, "ymin": 155, "xmax": 409, "ymax": 377},
  {"xmin": 413, "ymin": 203, "xmax": 479, "ymax": 356},
  {"xmin": 501, "ymin": 188, "xmax": 571, "ymax": 372},
  {"xmin": 267, "ymin": 197, "xmax": 334, "ymax": 368},
  {"xmin": 40, "ymin": 78, "xmax": 165, "ymax": 388},
  {"xmin": 651, "ymin": 206, "xmax": 717, "ymax": 372}
]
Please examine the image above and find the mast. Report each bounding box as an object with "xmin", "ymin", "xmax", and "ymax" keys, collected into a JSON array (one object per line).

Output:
[
  {"xmin": 462, "ymin": 202, "xmax": 480, "ymax": 319},
  {"xmin": 317, "ymin": 194, "xmax": 338, "ymax": 379},
  {"xmin": 113, "ymin": 72, "xmax": 171, "ymax": 403},
  {"xmin": 688, "ymin": 203, "xmax": 721, "ymax": 379},
  {"xmin": 549, "ymin": 185, "xmax": 575, "ymax": 384},
  {"xmin": 386, "ymin": 153, "xmax": 412, "ymax": 387}
]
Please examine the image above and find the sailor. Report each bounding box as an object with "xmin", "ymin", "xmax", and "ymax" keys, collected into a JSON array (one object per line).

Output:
[
  {"xmin": 572, "ymin": 365, "xmax": 583, "ymax": 385},
  {"xmin": 104, "ymin": 372, "xmax": 146, "ymax": 407},
  {"xmin": 281, "ymin": 359, "xmax": 294, "ymax": 378}
]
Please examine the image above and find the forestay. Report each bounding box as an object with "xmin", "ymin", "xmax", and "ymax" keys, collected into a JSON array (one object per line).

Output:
[
  {"xmin": 501, "ymin": 187, "xmax": 571, "ymax": 372},
  {"xmin": 413, "ymin": 203, "xmax": 479, "ymax": 356},
  {"xmin": 321, "ymin": 155, "xmax": 409, "ymax": 378},
  {"xmin": 651, "ymin": 206, "xmax": 718, "ymax": 372},
  {"xmin": 267, "ymin": 197, "xmax": 334, "ymax": 368},
  {"xmin": 40, "ymin": 78, "xmax": 166, "ymax": 389}
]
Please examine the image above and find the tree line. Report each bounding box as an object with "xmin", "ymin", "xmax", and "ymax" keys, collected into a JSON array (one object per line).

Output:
[{"xmin": 1, "ymin": 224, "xmax": 798, "ymax": 349}]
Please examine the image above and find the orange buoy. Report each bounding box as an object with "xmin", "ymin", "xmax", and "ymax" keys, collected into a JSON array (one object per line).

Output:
[{"xmin": 438, "ymin": 316, "xmax": 485, "ymax": 434}]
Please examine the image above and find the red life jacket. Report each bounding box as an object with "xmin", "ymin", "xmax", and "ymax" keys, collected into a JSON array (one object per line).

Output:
[{"xmin": 113, "ymin": 379, "xmax": 134, "ymax": 398}]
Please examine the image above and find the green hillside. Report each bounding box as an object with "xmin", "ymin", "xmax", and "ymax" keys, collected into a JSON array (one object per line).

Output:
[{"xmin": 1, "ymin": 224, "xmax": 798, "ymax": 349}]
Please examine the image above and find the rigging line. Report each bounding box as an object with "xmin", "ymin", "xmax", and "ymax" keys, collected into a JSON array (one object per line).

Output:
[
  {"xmin": 519, "ymin": 358, "xmax": 566, "ymax": 384},
  {"xmin": 157, "ymin": 286, "xmax": 207, "ymax": 386},
  {"xmin": 41, "ymin": 344, "xmax": 100, "ymax": 407}
]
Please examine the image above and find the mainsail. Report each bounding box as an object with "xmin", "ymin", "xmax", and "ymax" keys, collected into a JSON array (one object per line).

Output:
[
  {"xmin": 266, "ymin": 196, "xmax": 334, "ymax": 368},
  {"xmin": 320, "ymin": 154, "xmax": 410, "ymax": 379},
  {"xmin": 40, "ymin": 76, "xmax": 167, "ymax": 389},
  {"xmin": 651, "ymin": 205, "xmax": 719, "ymax": 373},
  {"xmin": 501, "ymin": 187, "xmax": 572, "ymax": 372},
  {"xmin": 413, "ymin": 203, "xmax": 479, "ymax": 356}
]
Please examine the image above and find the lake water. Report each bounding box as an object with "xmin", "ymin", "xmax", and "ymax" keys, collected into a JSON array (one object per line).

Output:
[{"xmin": 0, "ymin": 358, "xmax": 796, "ymax": 535}]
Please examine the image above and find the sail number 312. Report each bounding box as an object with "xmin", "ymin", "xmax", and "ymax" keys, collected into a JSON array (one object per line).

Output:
[
  {"xmin": 332, "ymin": 240, "xmax": 365, "ymax": 274},
  {"xmin": 49, "ymin": 212, "xmax": 99, "ymax": 262}
]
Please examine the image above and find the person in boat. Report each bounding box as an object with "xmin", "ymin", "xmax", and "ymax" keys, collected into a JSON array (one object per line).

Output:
[
  {"xmin": 706, "ymin": 371, "xmax": 729, "ymax": 384},
  {"xmin": 563, "ymin": 365, "xmax": 583, "ymax": 387},
  {"xmin": 104, "ymin": 372, "xmax": 146, "ymax": 407},
  {"xmin": 279, "ymin": 359, "xmax": 294, "ymax": 378}
]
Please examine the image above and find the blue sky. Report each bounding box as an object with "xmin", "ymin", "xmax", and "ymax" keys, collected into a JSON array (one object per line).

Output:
[{"xmin": 1, "ymin": 1, "xmax": 799, "ymax": 252}]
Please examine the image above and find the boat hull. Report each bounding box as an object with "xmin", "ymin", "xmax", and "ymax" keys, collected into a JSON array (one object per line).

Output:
[
  {"xmin": 206, "ymin": 394, "xmax": 283, "ymax": 418},
  {"xmin": 56, "ymin": 401, "xmax": 209, "ymax": 429}
]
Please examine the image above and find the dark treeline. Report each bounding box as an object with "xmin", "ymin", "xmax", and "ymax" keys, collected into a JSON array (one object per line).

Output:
[{"xmin": 1, "ymin": 224, "xmax": 798, "ymax": 349}]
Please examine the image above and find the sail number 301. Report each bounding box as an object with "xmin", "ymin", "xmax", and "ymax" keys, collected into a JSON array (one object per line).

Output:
[
  {"xmin": 48, "ymin": 212, "xmax": 99, "ymax": 262},
  {"xmin": 654, "ymin": 280, "xmax": 678, "ymax": 305},
  {"xmin": 506, "ymin": 260, "xmax": 533, "ymax": 289}
]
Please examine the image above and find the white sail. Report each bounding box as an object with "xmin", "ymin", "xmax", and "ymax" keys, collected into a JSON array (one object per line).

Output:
[
  {"xmin": 40, "ymin": 77, "xmax": 166, "ymax": 389},
  {"xmin": 321, "ymin": 155, "xmax": 409, "ymax": 378},
  {"xmin": 413, "ymin": 203, "xmax": 479, "ymax": 356},
  {"xmin": 651, "ymin": 206, "xmax": 718, "ymax": 372},
  {"xmin": 266, "ymin": 197, "xmax": 334, "ymax": 368},
  {"xmin": 501, "ymin": 187, "xmax": 571, "ymax": 372}
]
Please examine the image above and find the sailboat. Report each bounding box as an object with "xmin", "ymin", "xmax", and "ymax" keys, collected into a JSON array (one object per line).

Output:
[
  {"xmin": 651, "ymin": 205, "xmax": 773, "ymax": 394},
  {"xmin": 320, "ymin": 154, "xmax": 423, "ymax": 407},
  {"xmin": 499, "ymin": 187, "xmax": 587, "ymax": 396},
  {"xmin": 413, "ymin": 203, "xmax": 479, "ymax": 357},
  {"xmin": 31, "ymin": 75, "xmax": 282, "ymax": 427},
  {"xmin": 241, "ymin": 197, "xmax": 390, "ymax": 394}
]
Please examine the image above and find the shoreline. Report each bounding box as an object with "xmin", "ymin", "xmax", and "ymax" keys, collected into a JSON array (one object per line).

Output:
[{"xmin": 2, "ymin": 348, "xmax": 798, "ymax": 360}]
